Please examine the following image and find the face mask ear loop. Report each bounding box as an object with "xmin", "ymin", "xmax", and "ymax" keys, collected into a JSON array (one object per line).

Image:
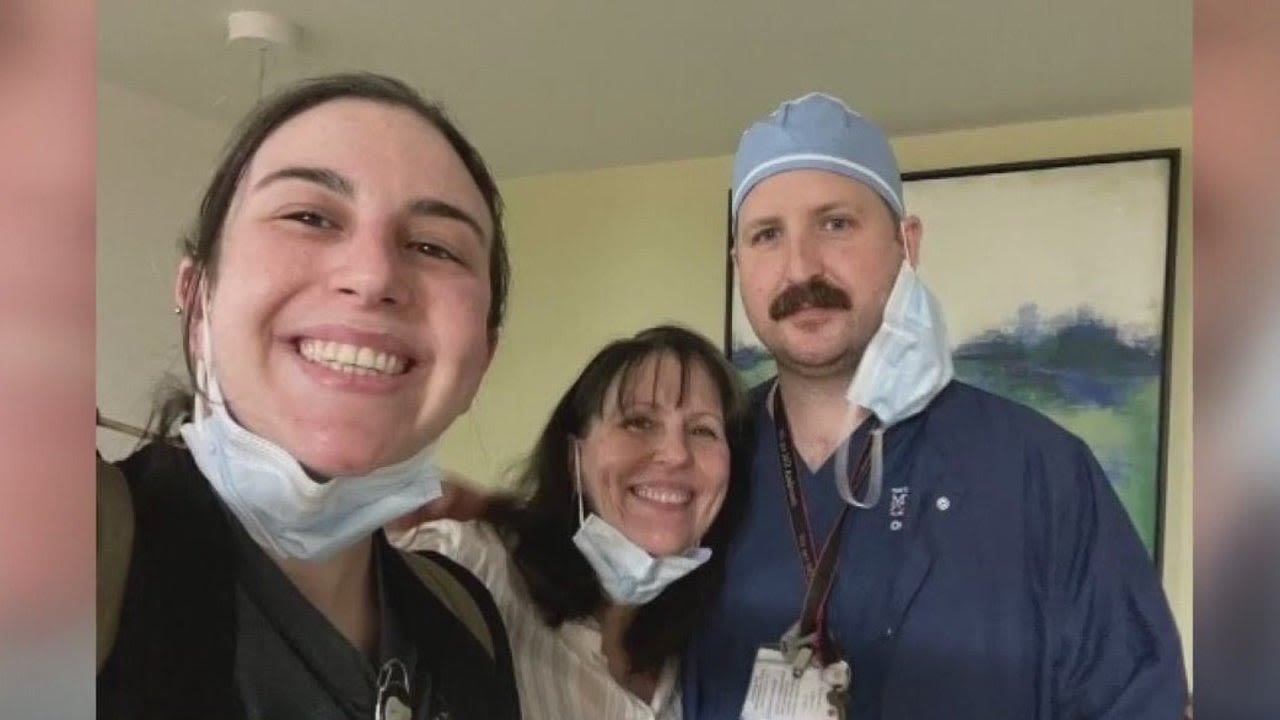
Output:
[
  {"xmin": 900, "ymin": 220, "xmax": 918, "ymax": 269},
  {"xmin": 833, "ymin": 431, "xmax": 851, "ymax": 503},
  {"xmin": 572, "ymin": 438, "xmax": 586, "ymax": 527},
  {"xmin": 833, "ymin": 405, "xmax": 884, "ymax": 510},
  {"xmin": 193, "ymin": 282, "xmax": 217, "ymax": 423},
  {"xmin": 850, "ymin": 428, "xmax": 885, "ymax": 510}
]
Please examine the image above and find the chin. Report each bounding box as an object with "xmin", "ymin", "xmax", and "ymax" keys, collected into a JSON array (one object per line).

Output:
[
  {"xmin": 287, "ymin": 419, "xmax": 426, "ymax": 475},
  {"xmin": 299, "ymin": 456, "xmax": 380, "ymax": 480},
  {"xmin": 629, "ymin": 529, "xmax": 698, "ymax": 558},
  {"xmin": 779, "ymin": 353, "xmax": 852, "ymax": 376},
  {"xmin": 780, "ymin": 339, "xmax": 862, "ymax": 373},
  {"xmin": 291, "ymin": 441, "xmax": 393, "ymax": 479}
]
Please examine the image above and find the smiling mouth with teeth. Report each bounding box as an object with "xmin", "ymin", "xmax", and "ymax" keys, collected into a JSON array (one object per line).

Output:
[
  {"xmin": 297, "ymin": 338, "xmax": 411, "ymax": 376},
  {"xmin": 631, "ymin": 485, "xmax": 693, "ymax": 506}
]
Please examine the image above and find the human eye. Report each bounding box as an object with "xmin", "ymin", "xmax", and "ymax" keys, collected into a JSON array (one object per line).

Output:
[
  {"xmin": 406, "ymin": 239, "xmax": 464, "ymax": 264},
  {"xmin": 749, "ymin": 225, "xmax": 781, "ymax": 245},
  {"xmin": 621, "ymin": 413, "xmax": 656, "ymax": 431},
  {"xmin": 281, "ymin": 209, "xmax": 338, "ymax": 230},
  {"xmin": 690, "ymin": 424, "xmax": 722, "ymax": 440},
  {"xmin": 821, "ymin": 214, "xmax": 856, "ymax": 233}
]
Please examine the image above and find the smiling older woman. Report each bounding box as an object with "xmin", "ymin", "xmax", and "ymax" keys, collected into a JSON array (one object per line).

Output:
[
  {"xmin": 397, "ymin": 325, "xmax": 752, "ymax": 720},
  {"xmin": 96, "ymin": 73, "xmax": 519, "ymax": 720}
]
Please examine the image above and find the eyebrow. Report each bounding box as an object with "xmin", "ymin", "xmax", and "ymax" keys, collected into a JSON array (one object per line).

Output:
[
  {"xmin": 408, "ymin": 198, "xmax": 487, "ymax": 247},
  {"xmin": 738, "ymin": 215, "xmax": 780, "ymax": 237},
  {"xmin": 254, "ymin": 165, "xmax": 489, "ymax": 245},
  {"xmin": 254, "ymin": 166, "xmax": 354, "ymax": 196},
  {"xmin": 739, "ymin": 201, "xmax": 861, "ymax": 233},
  {"xmin": 615, "ymin": 398, "xmax": 724, "ymax": 418},
  {"xmin": 808, "ymin": 201, "xmax": 858, "ymax": 217}
]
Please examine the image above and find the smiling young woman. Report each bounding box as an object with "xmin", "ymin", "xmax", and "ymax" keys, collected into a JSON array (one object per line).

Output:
[{"xmin": 96, "ymin": 73, "xmax": 518, "ymax": 720}]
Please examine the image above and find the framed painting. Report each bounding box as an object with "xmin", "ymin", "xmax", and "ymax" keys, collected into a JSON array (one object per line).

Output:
[{"xmin": 724, "ymin": 150, "xmax": 1180, "ymax": 564}]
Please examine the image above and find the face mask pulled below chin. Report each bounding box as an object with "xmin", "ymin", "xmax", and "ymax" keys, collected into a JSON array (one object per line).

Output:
[
  {"xmin": 834, "ymin": 258, "xmax": 954, "ymax": 509},
  {"xmin": 568, "ymin": 443, "xmax": 711, "ymax": 605},
  {"xmin": 179, "ymin": 311, "xmax": 444, "ymax": 561},
  {"xmin": 572, "ymin": 515, "xmax": 711, "ymax": 606}
]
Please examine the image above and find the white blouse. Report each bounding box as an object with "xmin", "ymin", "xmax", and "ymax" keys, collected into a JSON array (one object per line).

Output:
[{"xmin": 397, "ymin": 519, "xmax": 682, "ymax": 720}]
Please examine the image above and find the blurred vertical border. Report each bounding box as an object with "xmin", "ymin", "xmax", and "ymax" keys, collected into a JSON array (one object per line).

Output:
[
  {"xmin": 1194, "ymin": 0, "xmax": 1280, "ymax": 717},
  {"xmin": 0, "ymin": 0, "xmax": 97, "ymax": 717}
]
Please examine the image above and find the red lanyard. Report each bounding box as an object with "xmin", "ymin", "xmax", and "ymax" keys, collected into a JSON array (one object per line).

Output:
[{"xmin": 772, "ymin": 389, "xmax": 876, "ymax": 665}]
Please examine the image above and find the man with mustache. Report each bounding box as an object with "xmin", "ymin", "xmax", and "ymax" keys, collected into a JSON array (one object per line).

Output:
[{"xmin": 680, "ymin": 93, "xmax": 1187, "ymax": 719}]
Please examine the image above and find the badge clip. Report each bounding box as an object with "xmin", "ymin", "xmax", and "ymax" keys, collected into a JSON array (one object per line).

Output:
[
  {"xmin": 375, "ymin": 658, "xmax": 412, "ymax": 720},
  {"xmin": 779, "ymin": 623, "xmax": 818, "ymax": 678}
]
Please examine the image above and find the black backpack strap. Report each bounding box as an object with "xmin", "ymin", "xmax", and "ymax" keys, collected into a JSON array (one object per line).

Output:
[
  {"xmin": 401, "ymin": 550, "xmax": 495, "ymax": 658},
  {"xmin": 97, "ymin": 443, "xmax": 242, "ymax": 720},
  {"xmin": 400, "ymin": 549, "xmax": 522, "ymax": 720},
  {"xmin": 97, "ymin": 455, "xmax": 134, "ymax": 672}
]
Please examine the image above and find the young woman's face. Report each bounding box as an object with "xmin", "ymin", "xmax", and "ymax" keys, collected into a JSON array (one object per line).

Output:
[{"xmin": 188, "ymin": 98, "xmax": 496, "ymax": 477}]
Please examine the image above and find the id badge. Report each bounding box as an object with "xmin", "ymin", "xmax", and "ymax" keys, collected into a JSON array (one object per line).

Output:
[{"xmin": 739, "ymin": 647, "xmax": 850, "ymax": 720}]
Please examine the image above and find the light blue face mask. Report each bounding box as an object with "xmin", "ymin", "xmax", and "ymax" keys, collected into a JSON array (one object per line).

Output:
[
  {"xmin": 834, "ymin": 252, "xmax": 954, "ymax": 509},
  {"xmin": 568, "ymin": 441, "xmax": 711, "ymax": 606},
  {"xmin": 179, "ymin": 305, "xmax": 445, "ymax": 561}
]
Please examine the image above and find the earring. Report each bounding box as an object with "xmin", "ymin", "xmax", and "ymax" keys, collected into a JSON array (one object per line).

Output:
[{"xmin": 173, "ymin": 306, "xmax": 183, "ymax": 315}]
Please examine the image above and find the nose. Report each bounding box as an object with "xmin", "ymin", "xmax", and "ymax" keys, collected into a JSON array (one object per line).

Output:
[
  {"xmin": 328, "ymin": 222, "xmax": 410, "ymax": 307},
  {"xmin": 783, "ymin": 232, "xmax": 822, "ymax": 284},
  {"xmin": 652, "ymin": 424, "xmax": 693, "ymax": 468}
]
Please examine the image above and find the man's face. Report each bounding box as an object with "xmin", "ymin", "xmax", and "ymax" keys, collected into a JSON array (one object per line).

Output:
[{"xmin": 734, "ymin": 170, "xmax": 915, "ymax": 378}]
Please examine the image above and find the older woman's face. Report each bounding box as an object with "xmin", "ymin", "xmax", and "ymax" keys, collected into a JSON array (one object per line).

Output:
[
  {"xmin": 187, "ymin": 98, "xmax": 495, "ymax": 477},
  {"xmin": 578, "ymin": 353, "xmax": 731, "ymax": 557}
]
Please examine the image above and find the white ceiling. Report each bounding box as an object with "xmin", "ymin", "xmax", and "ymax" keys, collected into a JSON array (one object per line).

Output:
[{"xmin": 99, "ymin": 0, "xmax": 1191, "ymax": 178}]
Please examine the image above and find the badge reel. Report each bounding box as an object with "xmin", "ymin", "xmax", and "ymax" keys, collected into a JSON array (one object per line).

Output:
[
  {"xmin": 740, "ymin": 623, "xmax": 851, "ymax": 720},
  {"xmin": 375, "ymin": 659, "xmax": 412, "ymax": 720}
]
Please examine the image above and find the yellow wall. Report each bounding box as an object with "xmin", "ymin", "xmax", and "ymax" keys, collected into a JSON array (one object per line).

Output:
[{"xmin": 438, "ymin": 107, "xmax": 1193, "ymax": 674}]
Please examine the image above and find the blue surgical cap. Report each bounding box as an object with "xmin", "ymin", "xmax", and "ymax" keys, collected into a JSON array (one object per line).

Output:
[{"xmin": 732, "ymin": 92, "xmax": 904, "ymax": 223}]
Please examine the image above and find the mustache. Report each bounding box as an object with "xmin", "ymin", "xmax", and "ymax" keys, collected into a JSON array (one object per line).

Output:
[{"xmin": 769, "ymin": 277, "xmax": 852, "ymax": 321}]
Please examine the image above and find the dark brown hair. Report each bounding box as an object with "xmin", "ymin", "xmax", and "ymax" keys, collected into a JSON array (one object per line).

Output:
[
  {"xmin": 485, "ymin": 324, "xmax": 753, "ymax": 674},
  {"xmin": 147, "ymin": 72, "xmax": 508, "ymax": 438}
]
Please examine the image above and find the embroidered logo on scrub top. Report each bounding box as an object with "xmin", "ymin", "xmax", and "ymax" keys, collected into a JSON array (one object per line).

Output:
[{"xmin": 888, "ymin": 486, "xmax": 909, "ymax": 531}]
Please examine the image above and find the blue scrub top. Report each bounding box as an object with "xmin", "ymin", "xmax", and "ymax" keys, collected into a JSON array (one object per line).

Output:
[{"xmin": 682, "ymin": 380, "xmax": 1186, "ymax": 719}]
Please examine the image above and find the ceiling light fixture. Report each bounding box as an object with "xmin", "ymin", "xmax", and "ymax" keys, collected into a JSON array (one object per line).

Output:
[{"xmin": 226, "ymin": 10, "xmax": 298, "ymax": 100}]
